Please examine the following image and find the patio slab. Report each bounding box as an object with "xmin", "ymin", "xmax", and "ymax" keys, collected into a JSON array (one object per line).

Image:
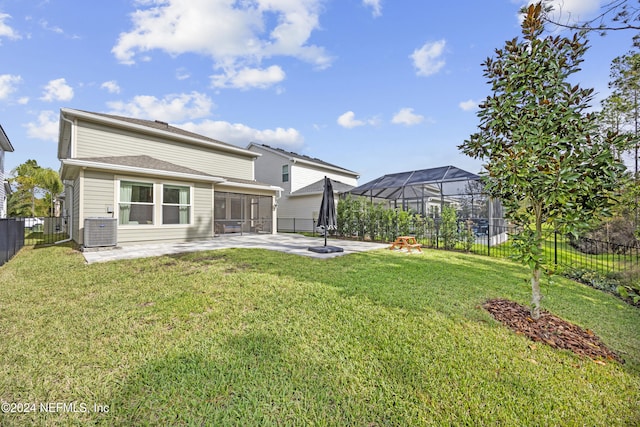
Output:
[{"xmin": 81, "ymin": 233, "xmax": 389, "ymax": 264}]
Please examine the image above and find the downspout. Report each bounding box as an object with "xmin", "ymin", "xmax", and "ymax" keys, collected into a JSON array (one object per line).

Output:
[
  {"xmin": 55, "ymin": 180, "xmax": 74, "ymax": 244},
  {"xmin": 55, "ymin": 112, "xmax": 75, "ymax": 244}
]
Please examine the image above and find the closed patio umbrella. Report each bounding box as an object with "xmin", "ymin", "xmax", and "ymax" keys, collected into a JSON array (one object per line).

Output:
[{"xmin": 308, "ymin": 176, "xmax": 343, "ymax": 253}]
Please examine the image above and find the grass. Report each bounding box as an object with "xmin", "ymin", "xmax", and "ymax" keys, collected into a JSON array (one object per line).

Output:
[{"xmin": 0, "ymin": 244, "xmax": 639, "ymax": 426}]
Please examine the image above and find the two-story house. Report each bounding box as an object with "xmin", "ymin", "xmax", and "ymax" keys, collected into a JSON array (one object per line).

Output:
[
  {"xmin": 57, "ymin": 108, "xmax": 281, "ymax": 248},
  {"xmin": 247, "ymin": 143, "xmax": 359, "ymax": 232},
  {"xmin": 0, "ymin": 124, "xmax": 15, "ymax": 218}
]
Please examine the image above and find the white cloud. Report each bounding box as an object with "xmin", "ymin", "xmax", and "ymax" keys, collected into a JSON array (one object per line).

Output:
[
  {"xmin": 411, "ymin": 39, "xmax": 446, "ymax": 77},
  {"xmin": 179, "ymin": 120, "xmax": 303, "ymax": 148},
  {"xmin": 40, "ymin": 78, "xmax": 74, "ymax": 102},
  {"xmin": 0, "ymin": 13, "xmax": 20, "ymax": 41},
  {"xmin": 101, "ymin": 80, "xmax": 121, "ymax": 94},
  {"xmin": 39, "ymin": 19, "xmax": 63, "ymax": 34},
  {"xmin": 391, "ymin": 108, "xmax": 424, "ymax": 126},
  {"xmin": 531, "ymin": 0, "xmax": 600, "ymax": 20},
  {"xmin": 176, "ymin": 67, "xmax": 190, "ymax": 80},
  {"xmin": 0, "ymin": 74, "xmax": 22, "ymax": 100},
  {"xmin": 337, "ymin": 111, "xmax": 365, "ymax": 128},
  {"xmin": 112, "ymin": 0, "xmax": 332, "ymax": 89},
  {"xmin": 519, "ymin": 1, "xmax": 601, "ymax": 25},
  {"xmin": 459, "ymin": 99, "xmax": 480, "ymax": 111},
  {"xmin": 363, "ymin": 0, "xmax": 382, "ymax": 17},
  {"xmin": 25, "ymin": 110, "xmax": 59, "ymax": 142},
  {"xmin": 211, "ymin": 65, "xmax": 285, "ymax": 90},
  {"xmin": 106, "ymin": 91, "xmax": 214, "ymax": 122}
]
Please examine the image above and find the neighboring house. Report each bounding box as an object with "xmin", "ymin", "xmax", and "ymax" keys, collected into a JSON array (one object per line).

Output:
[
  {"xmin": 247, "ymin": 143, "xmax": 359, "ymax": 231},
  {"xmin": 0, "ymin": 124, "xmax": 15, "ymax": 218},
  {"xmin": 57, "ymin": 108, "xmax": 281, "ymax": 248}
]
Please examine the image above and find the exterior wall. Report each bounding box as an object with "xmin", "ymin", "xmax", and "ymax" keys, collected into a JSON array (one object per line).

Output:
[
  {"xmin": 0, "ymin": 150, "xmax": 5, "ymax": 218},
  {"xmin": 277, "ymin": 194, "xmax": 321, "ymax": 232},
  {"xmin": 279, "ymin": 195, "xmax": 321, "ymax": 220},
  {"xmin": 83, "ymin": 170, "xmax": 115, "ymax": 219},
  {"xmin": 73, "ymin": 170, "xmax": 216, "ymax": 246},
  {"xmin": 250, "ymin": 146, "xmax": 292, "ymax": 194},
  {"xmin": 75, "ymin": 121, "xmax": 254, "ymax": 180},
  {"xmin": 289, "ymin": 163, "xmax": 357, "ymax": 193}
]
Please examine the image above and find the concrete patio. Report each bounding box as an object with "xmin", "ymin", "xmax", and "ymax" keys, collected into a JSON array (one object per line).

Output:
[{"xmin": 82, "ymin": 233, "xmax": 389, "ymax": 264}]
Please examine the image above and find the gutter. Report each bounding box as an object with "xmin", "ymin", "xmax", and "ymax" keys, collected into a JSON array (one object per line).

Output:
[{"xmin": 56, "ymin": 112, "xmax": 76, "ymax": 245}]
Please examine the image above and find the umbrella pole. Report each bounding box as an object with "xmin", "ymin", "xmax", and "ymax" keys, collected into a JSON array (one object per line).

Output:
[{"xmin": 324, "ymin": 177, "xmax": 328, "ymax": 246}]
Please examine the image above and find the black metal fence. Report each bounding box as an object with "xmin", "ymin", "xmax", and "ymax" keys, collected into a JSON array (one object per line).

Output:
[
  {"xmin": 281, "ymin": 216, "xmax": 639, "ymax": 277},
  {"xmin": 0, "ymin": 218, "xmax": 25, "ymax": 267},
  {"xmin": 0, "ymin": 216, "xmax": 70, "ymax": 266},
  {"xmin": 277, "ymin": 218, "xmax": 318, "ymax": 234}
]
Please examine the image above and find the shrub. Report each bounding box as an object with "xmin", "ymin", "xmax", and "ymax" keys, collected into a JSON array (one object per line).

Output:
[{"xmin": 440, "ymin": 205, "xmax": 459, "ymax": 250}]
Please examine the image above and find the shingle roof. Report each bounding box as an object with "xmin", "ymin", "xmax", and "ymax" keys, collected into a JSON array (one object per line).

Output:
[
  {"xmin": 75, "ymin": 155, "xmax": 275, "ymax": 188},
  {"xmin": 77, "ymin": 110, "xmax": 239, "ymax": 150},
  {"xmin": 78, "ymin": 155, "xmax": 214, "ymax": 177},
  {"xmin": 250, "ymin": 143, "xmax": 358, "ymax": 175}
]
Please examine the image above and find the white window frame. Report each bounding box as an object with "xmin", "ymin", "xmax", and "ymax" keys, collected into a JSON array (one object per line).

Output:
[
  {"xmin": 116, "ymin": 177, "xmax": 194, "ymax": 227},
  {"xmin": 162, "ymin": 183, "xmax": 192, "ymax": 225},
  {"xmin": 118, "ymin": 179, "xmax": 155, "ymax": 226}
]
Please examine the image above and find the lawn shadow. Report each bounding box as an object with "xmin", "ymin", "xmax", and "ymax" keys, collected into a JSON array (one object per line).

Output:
[{"xmin": 108, "ymin": 327, "xmax": 399, "ymax": 425}]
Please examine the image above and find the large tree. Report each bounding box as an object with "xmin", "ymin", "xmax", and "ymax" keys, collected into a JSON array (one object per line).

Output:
[
  {"xmin": 459, "ymin": 3, "xmax": 628, "ymax": 319},
  {"xmin": 8, "ymin": 160, "xmax": 63, "ymax": 217},
  {"xmin": 601, "ymin": 50, "xmax": 640, "ymax": 228}
]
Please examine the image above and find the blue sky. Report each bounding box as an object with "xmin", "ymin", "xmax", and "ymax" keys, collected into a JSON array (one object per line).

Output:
[{"xmin": 0, "ymin": 0, "xmax": 634, "ymax": 183}]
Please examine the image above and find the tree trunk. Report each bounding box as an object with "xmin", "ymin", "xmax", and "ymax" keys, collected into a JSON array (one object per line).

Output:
[{"xmin": 531, "ymin": 267, "xmax": 542, "ymax": 320}]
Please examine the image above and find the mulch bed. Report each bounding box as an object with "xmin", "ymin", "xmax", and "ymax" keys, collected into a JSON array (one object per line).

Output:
[{"xmin": 483, "ymin": 298, "xmax": 623, "ymax": 364}]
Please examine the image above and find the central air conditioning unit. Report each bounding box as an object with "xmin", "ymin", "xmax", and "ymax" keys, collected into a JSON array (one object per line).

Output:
[{"xmin": 84, "ymin": 217, "xmax": 117, "ymax": 248}]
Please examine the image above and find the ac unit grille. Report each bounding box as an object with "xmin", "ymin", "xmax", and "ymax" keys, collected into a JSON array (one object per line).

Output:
[{"xmin": 84, "ymin": 218, "xmax": 117, "ymax": 248}]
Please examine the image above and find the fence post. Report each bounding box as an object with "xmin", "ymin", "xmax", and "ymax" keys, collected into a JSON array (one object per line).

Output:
[
  {"xmin": 554, "ymin": 230, "xmax": 558, "ymax": 266},
  {"xmin": 487, "ymin": 227, "xmax": 490, "ymax": 257}
]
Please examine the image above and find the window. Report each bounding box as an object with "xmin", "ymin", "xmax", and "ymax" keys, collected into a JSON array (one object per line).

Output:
[
  {"xmin": 163, "ymin": 184, "xmax": 191, "ymax": 224},
  {"xmin": 282, "ymin": 164, "xmax": 289, "ymax": 182},
  {"xmin": 120, "ymin": 181, "xmax": 154, "ymax": 225}
]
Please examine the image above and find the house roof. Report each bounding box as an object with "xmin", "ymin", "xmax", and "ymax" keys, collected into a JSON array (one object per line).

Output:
[
  {"xmin": 348, "ymin": 165, "xmax": 481, "ymax": 200},
  {"xmin": 289, "ymin": 178, "xmax": 355, "ymax": 197},
  {"xmin": 247, "ymin": 143, "xmax": 359, "ymax": 178},
  {"xmin": 61, "ymin": 155, "xmax": 223, "ymax": 183},
  {"xmin": 0, "ymin": 124, "xmax": 15, "ymax": 152},
  {"xmin": 60, "ymin": 155, "xmax": 281, "ymax": 194},
  {"xmin": 58, "ymin": 108, "xmax": 259, "ymax": 160}
]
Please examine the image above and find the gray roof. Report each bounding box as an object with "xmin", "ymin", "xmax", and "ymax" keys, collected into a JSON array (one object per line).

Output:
[
  {"xmin": 81, "ymin": 110, "xmax": 237, "ymax": 149},
  {"xmin": 75, "ymin": 155, "xmax": 275, "ymax": 188},
  {"xmin": 78, "ymin": 155, "xmax": 214, "ymax": 177},
  {"xmin": 250, "ymin": 143, "xmax": 358, "ymax": 176},
  {"xmin": 290, "ymin": 178, "xmax": 354, "ymax": 197}
]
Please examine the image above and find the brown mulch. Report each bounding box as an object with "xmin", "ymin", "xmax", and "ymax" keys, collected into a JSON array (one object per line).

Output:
[{"xmin": 483, "ymin": 298, "xmax": 623, "ymax": 364}]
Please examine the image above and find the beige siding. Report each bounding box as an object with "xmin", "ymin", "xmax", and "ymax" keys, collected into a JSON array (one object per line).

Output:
[
  {"xmin": 83, "ymin": 170, "xmax": 115, "ymax": 218},
  {"xmin": 75, "ymin": 171, "xmax": 216, "ymax": 245},
  {"xmin": 72, "ymin": 176, "xmax": 81, "ymax": 243},
  {"xmin": 75, "ymin": 121, "xmax": 254, "ymax": 180},
  {"xmin": 116, "ymin": 178, "xmax": 214, "ymax": 245}
]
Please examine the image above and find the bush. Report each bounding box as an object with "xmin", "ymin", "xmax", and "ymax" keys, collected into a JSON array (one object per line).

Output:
[
  {"xmin": 440, "ymin": 206, "xmax": 459, "ymax": 250},
  {"xmin": 564, "ymin": 267, "xmax": 640, "ymax": 307}
]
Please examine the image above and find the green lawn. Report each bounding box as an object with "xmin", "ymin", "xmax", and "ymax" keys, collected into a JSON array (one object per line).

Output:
[{"xmin": 1, "ymin": 244, "xmax": 639, "ymax": 426}]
